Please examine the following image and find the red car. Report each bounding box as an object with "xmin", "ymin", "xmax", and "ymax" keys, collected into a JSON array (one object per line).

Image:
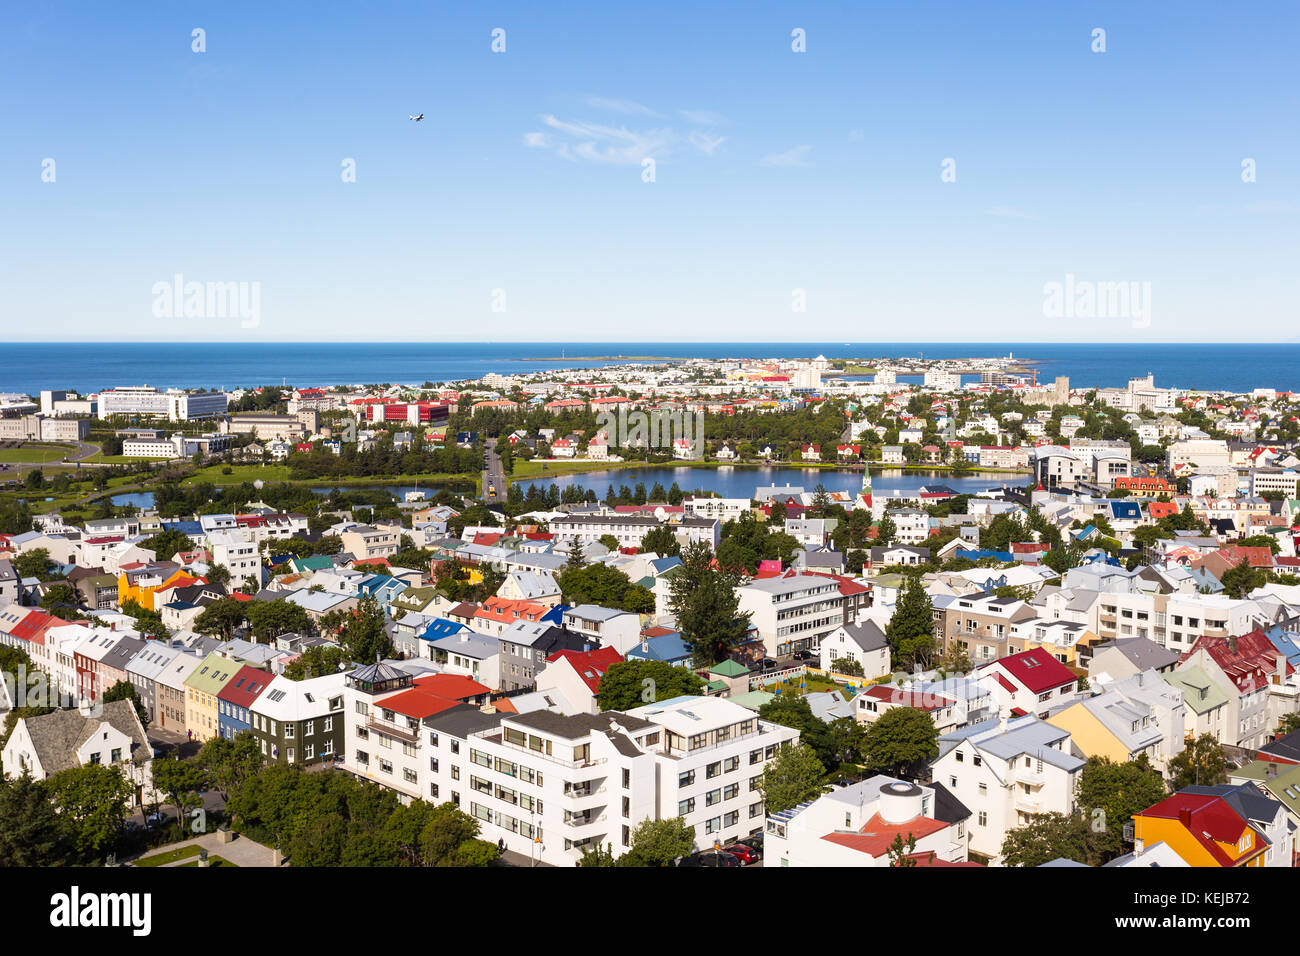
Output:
[{"xmin": 726, "ymin": 843, "xmax": 760, "ymax": 865}]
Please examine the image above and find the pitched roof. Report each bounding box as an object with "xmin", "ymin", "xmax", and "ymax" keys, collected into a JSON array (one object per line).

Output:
[
  {"xmin": 546, "ymin": 645, "xmax": 623, "ymax": 694},
  {"xmin": 19, "ymin": 700, "xmax": 149, "ymax": 775},
  {"xmin": 982, "ymin": 647, "xmax": 1076, "ymax": 694}
]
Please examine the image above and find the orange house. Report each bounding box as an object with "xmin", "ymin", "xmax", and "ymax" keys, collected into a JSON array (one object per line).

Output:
[
  {"xmin": 1133, "ymin": 793, "xmax": 1267, "ymax": 867},
  {"xmin": 118, "ymin": 568, "xmax": 206, "ymax": 611}
]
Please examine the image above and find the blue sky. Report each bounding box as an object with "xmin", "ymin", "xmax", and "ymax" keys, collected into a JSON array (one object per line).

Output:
[{"xmin": 1, "ymin": 1, "xmax": 1296, "ymax": 342}]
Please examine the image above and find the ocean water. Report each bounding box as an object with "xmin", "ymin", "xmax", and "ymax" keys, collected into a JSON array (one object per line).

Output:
[{"xmin": 1, "ymin": 342, "xmax": 1296, "ymax": 395}]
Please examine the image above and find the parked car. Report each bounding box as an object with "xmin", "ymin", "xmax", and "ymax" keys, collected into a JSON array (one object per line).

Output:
[
  {"xmin": 736, "ymin": 833, "xmax": 764, "ymax": 852},
  {"xmin": 697, "ymin": 850, "xmax": 741, "ymax": 867},
  {"xmin": 725, "ymin": 842, "xmax": 761, "ymax": 864},
  {"xmin": 793, "ymin": 650, "xmax": 814, "ymax": 661}
]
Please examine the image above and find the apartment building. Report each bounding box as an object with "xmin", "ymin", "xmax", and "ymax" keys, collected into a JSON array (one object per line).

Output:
[
  {"xmin": 942, "ymin": 592, "xmax": 1039, "ymax": 663},
  {"xmin": 736, "ymin": 572, "xmax": 846, "ymax": 657},
  {"xmin": 683, "ymin": 497, "xmax": 752, "ymax": 524},
  {"xmin": 933, "ymin": 716, "xmax": 1084, "ymax": 864},
  {"xmin": 339, "ymin": 525, "xmax": 400, "ymax": 561},
  {"xmin": 497, "ymin": 621, "xmax": 596, "ymax": 692},
  {"xmin": 98, "ymin": 386, "xmax": 228, "ymax": 420},
  {"xmin": 248, "ymin": 672, "xmax": 348, "ymax": 765},
  {"xmin": 208, "ymin": 532, "xmax": 262, "ymax": 589},
  {"xmin": 562, "ymin": 604, "xmax": 643, "ymax": 655}
]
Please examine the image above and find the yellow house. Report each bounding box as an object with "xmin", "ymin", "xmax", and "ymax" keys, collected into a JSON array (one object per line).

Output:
[
  {"xmin": 182, "ymin": 652, "xmax": 239, "ymax": 743},
  {"xmin": 118, "ymin": 568, "xmax": 204, "ymax": 611},
  {"xmin": 1047, "ymin": 693, "xmax": 1163, "ymax": 766},
  {"xmin": 1133, "ymin": 792, "xmax": 1267, "ymax": 867}
]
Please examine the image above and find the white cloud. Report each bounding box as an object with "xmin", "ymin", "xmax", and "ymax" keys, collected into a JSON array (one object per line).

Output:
[
  {"xmin": 848, "ymin": 129, "xmax": 864, "ymax": 142},
  {"xmin": 984, "ymin": 206, "xmax": 1039, "ymax": 220},
  {"xmin": 523, "ymin": 132, "xmax": 549, "ymax": 148},
  {"xmin": 760, "ymin": 145, "xmax": 812, "ymax": 167},
  {"xmin": 537, "ymin": 114, "xmax": 674, "ymax": 165}
]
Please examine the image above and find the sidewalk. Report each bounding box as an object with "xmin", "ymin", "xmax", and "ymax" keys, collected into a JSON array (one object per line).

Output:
[{"xmin": 129, "ymin": 830, "xmax": 282, "ymax": 868}]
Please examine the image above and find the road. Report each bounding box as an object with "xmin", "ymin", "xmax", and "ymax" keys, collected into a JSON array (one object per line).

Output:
[
  {"xmin": 0, "ymin": 440, "xmax": 100, "ymax": 480},
  {"xmin": 481, "ymin": 437, "xmax": 506, "ymax": 503}
]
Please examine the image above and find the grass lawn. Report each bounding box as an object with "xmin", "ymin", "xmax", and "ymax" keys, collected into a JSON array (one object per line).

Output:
[
  {"xmin": 185, "ymin": 464, "xmax": 292, "ymax": 484},
  {"xmin": 135, "ymin": 844, "xmax": 201, "ymax": 867},
  {"xmin": 0, "ymin": 444, "xmax": 75, "ymax": 463},
  {"xmin": 86, "ymin": 454, "xmax": 172, "ymax": 464},
  {"xmin": 766, "ymin": 674, "xmax": 846, "ymax": 697},
  {"xmin": 178, "ymin": 855, "xmax": 238, "ymax": 867}
]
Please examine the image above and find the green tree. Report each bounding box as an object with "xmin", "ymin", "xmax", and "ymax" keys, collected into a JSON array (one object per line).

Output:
[
  {"xmin": 1220, "ymin": 558, "xmax": 1265, "ymax": 599},
  {"xmin": 1075, "ymin": 756, "xmax": 1168, "ymax": 863},
  {"xmin": 619, "ymin": 816, "xmax": 696, "ymax": 867},
  {"xmin": 151, "ymin": 755, "xmax": 209, "ymax": 837},
  {"xmin": 887, "ymin": 832, "xmax": 918, "ymax": 867},
  {"xmin": 194, "ymin": 597, "xmax": 249, "ymax": 639},
  {"xmin": 758, "ymin": 743, "xmax": 827, "ymax": 814},
  {"xmin": 668, "ymin": 542, "xmax": 751, "ymax": 666},
  {"xmin": 196, "ymin": 732, "xmax": 265, "ymax": 802},
  {"xmin": 885, "ymin": 576, "xmax": 934, "ymax": 669},
  {"xmin": 140, "ymin": 529, "xmax": 196, "ymax": 562},
  {"xmin": 758, "ymin": 696, "xmax": 834, "ymax": 768},
  {"xmin": 830, "ymin": 657, "xmax": 864, "ymax": 677},
  {"xmin": 47, "ymin": 764, "xmax": 133, "ymax": 861},
  {"xmin": 0, "ymin": 774, "xmax": 65, "ymax": 866},
  {"xmin": 863, "ymin": 706, "xmax": 938, "ymax": 778},
  {"xmin": 1000, "ymin": 811, "xmax": 1091, "ymax": 867},
  {"xmin": 340, "ymin": 596, "xmax": 393, "ymax": 662},
  {"xmin": 1169, "ymin": 734, "xmax": 1228, "ymax": 790},
  {"xmin": 595, "ymin": 660, "xmax": 705, "ymax": 710},
  {"xmin": 639, "ymin": 525, "xmax": 682, "ymax": 557}
]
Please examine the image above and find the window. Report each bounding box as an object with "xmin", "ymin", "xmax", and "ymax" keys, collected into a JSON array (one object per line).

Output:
[
  {"xmin": 110, "ymin": 748, "xmax": 122, "ymax": 763},
  {"xmin": 706, "ymin": 761, "xmax": 721, "ymax": 779},
  {"xmin": 706, "ymin": 789, "xmax": 722, "ymax": 807},
  {"xmin": 678, "ymin": 770, "xmax": 695, "ymax": 788},
  {"xmin": 678, "ymin": 798, "xmax": 695, "ymax": 815},
  {"xmin": 977, "ymin": 811, "xmax": 987, "ymax": 827}
]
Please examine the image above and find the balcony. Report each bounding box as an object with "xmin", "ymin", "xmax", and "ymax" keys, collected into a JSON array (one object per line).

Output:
[
  {"xmin": 1015, "ymin": 766, "xmax": 1045, "ymax": 788},
  {"xmin": 367, "ymin": 718, "xmax": 419, "ymax": 745}
]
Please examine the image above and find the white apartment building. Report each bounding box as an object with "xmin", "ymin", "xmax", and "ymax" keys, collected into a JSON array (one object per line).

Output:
[
  {"xmin": 933, "ymin": 716, "xmax": 1084, "ymax": 864},
  {"xmin": 684, "ymin": 497, "xmax": 752, "ymax": 524},
  {"xmin": 343, "ymin": 675, "xmax": 797, "ymax": 867},
  {"xmin": 208, "ymin": 532, "xmax": 262, "ymax": 589},
  {"xmin": 736, "ymin": 573, "xmax": 845, "ymax": 657}
]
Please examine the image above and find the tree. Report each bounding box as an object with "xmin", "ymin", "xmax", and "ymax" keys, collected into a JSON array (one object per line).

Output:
[
  {"xmin": 598, "ymin": 534, "xmax": 620, "ymax": 552},
  {"xmin": 1220, "ymin": 558, "xmax": 1265, "ymax": 599},
  {"xmin": 197, "ymin": 732, "xmax": 265, "ymax": 802},
  {"xmin": 1000, "ymin": 811, "xmax": 1091, "ymax": 867},
  {"xmin": 885, "ymin": 576, "xmax": 934, "ymax": 670},
  {"xmin": 1075, "ymin": 756, "xmax": 1168, "ymax": 863},
  {"xmin": 887, "ymin": 832, "xmax": 918, "ymax": 867},
  {"xmin": 152, "ymin": 755, "xmax": 209, "ymax": 838},
  {"xmin": 668, "ymin": 542, "xmax": 751, "ymax": 667},
  {"xmin": 619, "ymin": 817, "xmax": 696, "ymax": 867},
  {"xmin": 340, "ymin": 596, "xmax": 392, "ymax": 662},
  {"xmin": 39, "ymin": 581, "xmax": 84, "ymax": 618},
  {"xmin": 13, "ymin": 548, "xmax": 52, "ymax": 580},
  {"xmin": 826, "ymin": 716, "xmax": 868, "ymax": 766},
  {"xmin": 875, "ymin": 514, "xmax": 897, "ymax": 547},
  {"xmin": 578, "ymin": 842, "xmax": 618, "ymax": 867},
  {"xmin": 194, "ymin": 597, "xmax": 249, "ymax": 639},
  {"xmin": 0, "ymin": 774, "xmax": 64, "ymax": 866},
  {"xmin": 246, "ymin": 599, "xmax": 313, "ymax": 642},
  {"xmin": 863, "ymin": 706, "xmax": 938, "ymax": 778},
  {"xmin": 102, "ymin": 680, "xmax": 149, "ymax": 729},
  {"xmin": 1169, "ymin": 734, "xmax": 1228, "ymax": 790},
  {"xmin": 938, "ymin": 643, "xmax": 971, "ymax": 675},
  {"xmin": 1277, "ymin": 713, "xmax": 1300, "ymax": 736},
  {"xmin": 284, "ymin": 644, "xmax": 351, "ymax": 680},
  {"xmin": 830, "ymin": 657, "xmax": 864, "ymax": 677},
  {"xmin": 595, "ymin": 660, "xmax": 705, "ymax": 710},
  {"xmin": 759, "ymin": 696, "xmax": 835, "ymax": 767},
  {"xmin": 47, "ymin": 764, "xmax": 133, "ymax": 861},
  {"xmin": 639, "ymin": 525, "xmax": 682, "ymax": 557},
  {"xmin": 140, "ymin": 529, "xmax": 195, "ymax": 562},
  {"xmin": 558, "ymin": 563, "xmax": 655, "ymax": 613},
  {"xmin": 758, "ymin": 743, "xmax": 827, "ymax": 814}
]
